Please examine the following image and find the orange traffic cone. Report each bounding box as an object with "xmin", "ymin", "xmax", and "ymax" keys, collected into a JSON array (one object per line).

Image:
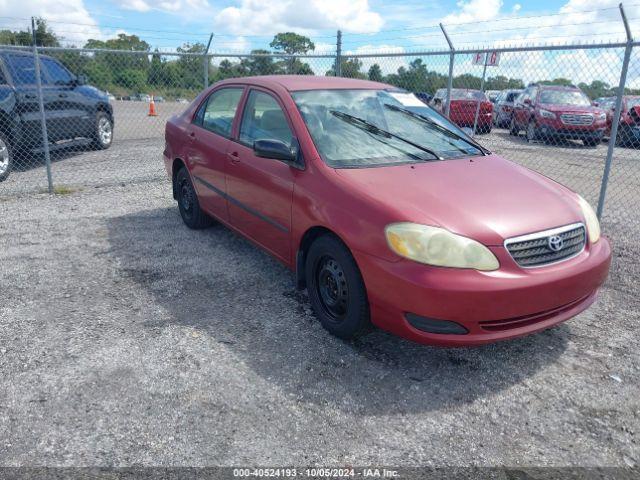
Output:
[{"xmin": 148, "ymin": 95, "xmax": 158, "ymax": 117}]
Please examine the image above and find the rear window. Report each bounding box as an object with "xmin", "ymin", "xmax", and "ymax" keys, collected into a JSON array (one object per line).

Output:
[{"xmin": 6, "ymin": 54, "xmax": 38, "ymax": 85}]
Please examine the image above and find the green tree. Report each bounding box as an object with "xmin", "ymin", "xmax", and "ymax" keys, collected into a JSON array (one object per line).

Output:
[
  {"xmin": 269, "ymin": 32, "xmax": 315, "ymax": 74},
  {"xmin": 368, "ymin": 63, "xmax": 383, "ymax": 82},
  {"xmin": 239, "ymin": 50, "xmax": 283, "ymax": 76},
  {"xmin": 0, "ymin": 18, "xmax": 60, "ymax": 47}
]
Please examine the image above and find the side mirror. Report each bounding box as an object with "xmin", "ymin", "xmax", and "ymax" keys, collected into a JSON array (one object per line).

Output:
[
  {"xmin": 254, "ymin": 138, "xmax": 298, "ymax": 164},
  {"xmin": 76, "ymin": 74, "xmax": 87, "ymax": 86}
]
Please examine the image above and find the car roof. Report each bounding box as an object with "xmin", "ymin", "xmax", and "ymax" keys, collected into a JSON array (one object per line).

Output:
[{"xmin": 215, "ymin": 75, "xmax": 395, "ymax": 92}]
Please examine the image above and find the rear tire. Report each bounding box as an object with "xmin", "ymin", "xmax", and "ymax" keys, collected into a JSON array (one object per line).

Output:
[
  {"xmin": 91, "ymin": 112, "xmax": 113, "ymax": 150},
  {"xmin": 0, "ymin": 132, "xmax": 12, "ymax": 182},
  {"xmin": 509, "ymin": 117, "xmax": 519, "ymax": 136},
  {"xmin": 175, "ymin": 167, "xmax": 213, "ymax": 229},
  {"xmin": 305, "ymin": 234, "xmax": 371, "ymax": 340},
  {"xmin": 526, "ymin": 120, "xmax": 538, "ymax": 143}
]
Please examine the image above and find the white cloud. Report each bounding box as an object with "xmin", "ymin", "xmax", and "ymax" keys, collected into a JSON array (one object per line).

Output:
[
  {"xmin": 0, "ymin": 0, "xmax": 102, "ymax": 45},
  {"xmin": 112, "ymin": 0, "xmax": 210, "ymax": 13},
  {"xmin": 215, "ymin": 0, "xmax": 383, "ymax": 37},
  {"xmin": 442, "ymin": 0, "xmax": 503, "ymax": 25}
]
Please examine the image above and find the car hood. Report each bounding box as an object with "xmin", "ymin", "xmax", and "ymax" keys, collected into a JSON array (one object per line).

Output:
[
  {"xmin": 538, "ymin": 103, "xmax": 601, "ymax": 114},
  {"xmin": 334, "ymin": 154, "xmax": 583, "ymax": 246}
]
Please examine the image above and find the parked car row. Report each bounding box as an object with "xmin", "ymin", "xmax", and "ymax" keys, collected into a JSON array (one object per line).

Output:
[{"xmin": 0, "ymin": 49, "xmax": 113, "ymax": 182}]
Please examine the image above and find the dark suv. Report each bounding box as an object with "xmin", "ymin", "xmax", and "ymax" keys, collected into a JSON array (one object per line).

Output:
[
  {"xmin": 510, "ymin": 84, "xmax": 606, "ymax": 147},
  {"xmin": 0, "ymin": 49, "xmax": 113, "ymax": 182}
]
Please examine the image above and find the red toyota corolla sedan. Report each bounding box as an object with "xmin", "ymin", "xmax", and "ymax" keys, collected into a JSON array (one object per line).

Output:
[{"xmin": 163, "ymin": 76, "xmax": 611, "ymax": 347}]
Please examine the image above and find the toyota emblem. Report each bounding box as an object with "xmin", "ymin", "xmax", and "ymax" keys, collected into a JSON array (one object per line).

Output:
[{"xmin": 547, "ymin": 235, "xmax": 564, "ymax": 252}]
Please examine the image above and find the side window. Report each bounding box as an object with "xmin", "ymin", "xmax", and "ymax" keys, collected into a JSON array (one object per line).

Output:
[
  {"xmin": 529, "ymin": 87, "xmax": 539, "ymax": 104},
  {"xmin": 0, "ymin": 62, "xmax": 6, "ymax": 85},
  {"xmin": 41, "ymin": 58, "xmax": 73, "ymax": 85},
  {"xmin": 6, "ymin": 54, "xmax": 38, "ymax": 85},
  {"xmin": 194, "ymin": 88, "xmax": 244, "ymax": 138},
  {"xmin": 239, "ymin": 90, "xmax": 294, "ymax": 147}
]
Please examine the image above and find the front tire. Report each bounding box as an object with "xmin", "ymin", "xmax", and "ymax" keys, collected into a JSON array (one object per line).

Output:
[
  {"xmin": 91, "ymin": 112, "xmax": 113, "ymax": 150},
  {"xmin": 583, "ymin": 137, "xmax": 601, "ymax": 147},
  {"xmin": 305, "ymin": 235, "xmax": 371, "ymax": 340},
  {"xmin": 175, "ymin": 167, "xmax": 212, "ymax": 229},
  {"xmin": 0, "ymin": 132, "xmax": 13, "ymax": 182}
]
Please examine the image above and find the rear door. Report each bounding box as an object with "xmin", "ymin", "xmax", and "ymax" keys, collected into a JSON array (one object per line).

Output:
[
  {"xmin": 186, "ymin": 86, "xmax": 245, "ymax": 222},
  {"xmin": 225, "ymin": 88, "xmax": 297, "ymax": 262}
]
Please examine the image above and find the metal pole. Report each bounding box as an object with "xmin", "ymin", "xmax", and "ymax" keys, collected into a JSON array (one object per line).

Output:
[
  {"xmin": 440, "ymin": 23, "xmax": 454, "ymax": 117},
  {"xmin": 204, "ymin": 33, "xmax": 213, "ymax": 88},
  {"xmin": 336, "ymin": 30, "xmax": 342, "ymax": 77},
  {"xmin": 472, "ymin": 54, "xmax": 488, "ymax": 136},
  {"xmin": 597, "ymin": 3, "xmax": 633, "ymax": 219},
  {"xmin": 31, "ymin": 17, "xmax": 53, "ymax": 194}
]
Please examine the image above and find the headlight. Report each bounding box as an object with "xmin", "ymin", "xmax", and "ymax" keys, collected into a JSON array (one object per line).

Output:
[
  {"xmin": 385, "ymin": 223, "xmax": 499, "ymax": 271},
  {"xmin": 539, "ymin": 109, "xmax": 556, "ymax": 119},
  {"xmin": 577, "ymin": 195, "xmax": 600, "ymax": 243}
]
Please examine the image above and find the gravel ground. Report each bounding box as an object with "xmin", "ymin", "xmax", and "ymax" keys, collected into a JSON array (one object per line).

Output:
[{"xmin": 0, "ymin": 173, "xmax": 639, "ymax": 467}]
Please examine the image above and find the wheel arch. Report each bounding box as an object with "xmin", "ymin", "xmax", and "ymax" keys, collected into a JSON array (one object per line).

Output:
[
  {"xmin": 171, "ymin": 157, "xmax": 187, "ymax": 200},
  {"xmin": 295, "ymin": 225, "xmax": 351, "ymax": 290}
]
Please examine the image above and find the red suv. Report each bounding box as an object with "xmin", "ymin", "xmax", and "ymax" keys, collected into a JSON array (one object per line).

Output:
[
  {"xmin": 510, "ymin": 84, "xmax": 607, "ymax": 147},
  {"xmin": 431, "ymin": 88, "xmax": 493, "ymax": 134}
]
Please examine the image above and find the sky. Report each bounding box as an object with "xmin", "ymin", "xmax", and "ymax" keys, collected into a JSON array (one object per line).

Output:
[{"xmin": 0, "ymin": 0, "xmax": 639, "ymax": 86}]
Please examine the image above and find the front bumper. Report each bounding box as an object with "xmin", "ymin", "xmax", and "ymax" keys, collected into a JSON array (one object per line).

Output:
[
  {"xmin": 354, "ymin": 237, "xmax": 611, "ymax": 347},
  {"xmin": 538, "ymin": 122, "xmax": 606, "ymax": 140}
]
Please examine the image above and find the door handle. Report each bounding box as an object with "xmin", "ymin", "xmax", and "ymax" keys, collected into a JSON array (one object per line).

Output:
[
  {"xmin": 25, "ymin": 94, "xmax": 37, "ymax": 99},
  {"xmin": 188, "ymin": 131, "xmax": 196, "ymax": 141},
  {"xmin": 227, "ymin": 151, "xmax": 240, "ymax": 164}
]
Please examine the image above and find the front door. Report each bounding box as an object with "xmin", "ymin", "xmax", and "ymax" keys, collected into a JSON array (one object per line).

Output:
[
  {"xmin": 225, "ymin": 88, "xmax": 297, "ymax": 262},
  {"xmin": 187, "ymin": 86, "xmax": 245, "ymax": 222}
]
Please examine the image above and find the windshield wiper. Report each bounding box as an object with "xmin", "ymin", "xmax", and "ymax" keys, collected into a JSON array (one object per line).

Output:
[
  {"xmin": 383, "ymin": 103, "xmax": 491, "ymax": 155},
  {"xmin": 329, "ymin": 110, "xmax": 443, "ymax": 161}
]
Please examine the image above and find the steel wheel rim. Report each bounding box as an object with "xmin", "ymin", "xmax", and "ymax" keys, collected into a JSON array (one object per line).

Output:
[
  {"xmin": 98, "ymin": 117, "xmax": 112, "ymax": 145},
  {"xmin": 0, "ymin": 138, "xmax": 9, "ymax": 175},
  {"xmin": 179, "ymin": 179, "xmax": 194, "ymax": 219},
  {"xmin": 315, "ymin": 255, "xmax": 349, "ymax": 322}
]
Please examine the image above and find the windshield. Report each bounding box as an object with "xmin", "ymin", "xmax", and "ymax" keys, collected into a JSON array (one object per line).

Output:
[
  {"xmin": 539, "ymin": 89, "xmax": 591, "ymax": 106},
  {"xmin": 451, "ymin": 89, "xmax": 488, "ymax": 101},
  {"xmin": 627, "ymin": 98, "xmax": 640, "ymax": 109},
  {"xmin": 292, "ymin": 89, "xmax": 483, "ymax": 168},
  {"xmin": 505, "ymin": 91, "xmax": 521, "ymax": 102}
]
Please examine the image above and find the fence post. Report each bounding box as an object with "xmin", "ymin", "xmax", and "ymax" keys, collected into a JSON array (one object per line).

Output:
[
  {"xmin": 203, "ymin": 33, "xmax": 213, "ymax": 88},
  {"xmin": 335, "ymin": 30, "xmax": 342, "ymax": 77},
  {"xmin": 440, "ymin": 23, "xmax": 454, "ymax": 117},
  {"xmin": 597, "ymin": 3, "xmax": 633, "ymax": 219},
  {"xmin": 31, "ymin": 17, "xmax": 53, "ymax": 194},
  {"xmin": 472, "ymin": 53, "xmax": 488, "ymax": 136}
]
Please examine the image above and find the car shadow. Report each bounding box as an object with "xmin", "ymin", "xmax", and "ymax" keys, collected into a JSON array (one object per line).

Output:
[
  {"xmin": 105, "ymin": 206, "xmax": 569, "ymax": 415},
  {"xmin": 489, "ymin": 128, "xmax": 603, "ymax": 150},
  {"xmin": 13, "ymin": 144, "xmax": 93, "ymax": 173}
]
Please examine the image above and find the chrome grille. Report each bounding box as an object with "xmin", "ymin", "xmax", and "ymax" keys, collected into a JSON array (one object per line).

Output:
[
  {"xmin": 560, "ymin": 113, "xmax": 594, "ymax": 126},
  {"xmin": 505, "ymin": 223, "xmax": 586, "ymax": 268}
]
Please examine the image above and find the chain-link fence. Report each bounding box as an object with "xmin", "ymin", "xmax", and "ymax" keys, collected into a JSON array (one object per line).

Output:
[{"xmin": 0, "ymin": 30, "xmax": 638, "ymax": 235}]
